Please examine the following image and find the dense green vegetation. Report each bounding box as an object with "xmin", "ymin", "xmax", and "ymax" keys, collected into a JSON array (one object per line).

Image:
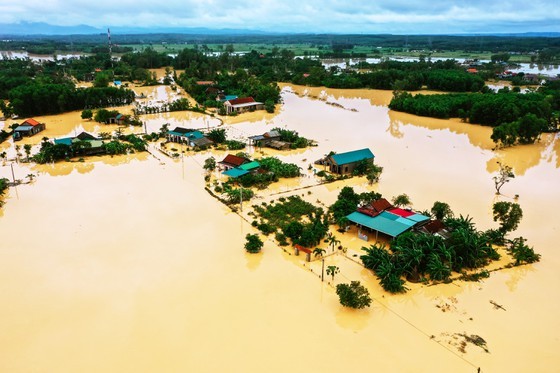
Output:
[
  {"xmin": 271, "ymin": 127, "xmax": 312, "ymax": 148},
  {"xmin": 0, "ymin": 178, "xmax": 8, "ymax": 206},
  {"xmin": 329, "ymin": 187, "xmax": 381, "ymax": 225},
  {"xmin": 3, "ymin": 83, "xmax": 135, "ymax": 117},
  {"xmin": 3, "ymin": 33, "xmax": 559, "ymax": 62},
  {"xmin": 251, "ymin": 195, "xmax": 329, "ymax": 248},
  {"xmin": 336, "ymin": 281, "xmax": 372, "ymax": 309},
  {"xmin": 389, "ymin": 89, "xmax": 557, "ymax": 146},
  {"xmin": 32, "ymin": 134, "xmax": 146, "ymax": 163},
  {"xmin": 244, "ymin": 233, "xmax": 264, "ymax": 253},
  {"xmin": 358, "ymin": 199, "xmax": 539, "ymax": 293}
]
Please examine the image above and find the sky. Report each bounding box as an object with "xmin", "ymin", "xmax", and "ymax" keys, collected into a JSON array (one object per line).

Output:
[{"xmin": 0, "ymin": 0, "xmax": 559, "ymax": 34}]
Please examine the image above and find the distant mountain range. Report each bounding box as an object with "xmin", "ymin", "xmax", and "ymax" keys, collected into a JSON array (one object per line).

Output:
[
  {"xmin": 0, "ymin": 22, "xmax": 559, "ymax": 37},
  {"xmin": 0, "ymin": 22, "xmax": 271, "ymax": 36}
]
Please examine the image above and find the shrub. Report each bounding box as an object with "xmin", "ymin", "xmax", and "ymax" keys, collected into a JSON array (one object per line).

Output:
[{"xmin": 336, "ymin": 281, "xmax": 372, "ymax": 309}]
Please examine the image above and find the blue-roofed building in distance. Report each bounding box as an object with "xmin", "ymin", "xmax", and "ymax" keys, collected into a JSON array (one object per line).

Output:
[{"xmin": 323, "ymin": 148, "xmax": 375, "ymax": 175}]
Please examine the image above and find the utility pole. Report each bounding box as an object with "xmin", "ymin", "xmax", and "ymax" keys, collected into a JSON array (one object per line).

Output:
[
  {"xmin": 321, "ymin": 259, "xmax": 325, "ymax": 282},
  {"xmin": 10, "ymin": 162, "xmax": 16, "ymax": 183},
  {"xmin": 240, "ymin": 185, "xmax": 243, "ymax": 212}
]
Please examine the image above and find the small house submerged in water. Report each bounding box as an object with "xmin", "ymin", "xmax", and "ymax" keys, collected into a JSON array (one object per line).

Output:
[
  {"xmin": 13, "ymin": 118, "xmax": 46, "ymax": 140},
  {"xmin": 318, "ymin": 148, "xmax": 375, "ymax": 175}
]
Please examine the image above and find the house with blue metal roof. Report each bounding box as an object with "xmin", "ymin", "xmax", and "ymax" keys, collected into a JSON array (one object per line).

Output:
[
  {"xmin": 324, "ymin": 148, "xmax": 375, "ymax": 175},
  {"xmin": 346, "ymin": 209, "xmax": 430, "ymax": 240},
  {"xmin": 166, "ymin": 127, "xmax": 213, "ymax": 148}
]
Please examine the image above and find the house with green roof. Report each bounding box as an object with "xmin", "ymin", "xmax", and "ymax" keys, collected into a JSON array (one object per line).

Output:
[
  {"xmin": 324, "ymin": 148, "xmax": 375, "ymax": 175},
  {"xmin": 53, "ymin": 132, "xmax": 106, "ymax": 156}
]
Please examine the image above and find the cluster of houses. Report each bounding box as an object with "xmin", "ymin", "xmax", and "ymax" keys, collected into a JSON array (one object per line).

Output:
[{"xmin": 345, "ymin": 198, "xmax": 449, "ymax": 241}]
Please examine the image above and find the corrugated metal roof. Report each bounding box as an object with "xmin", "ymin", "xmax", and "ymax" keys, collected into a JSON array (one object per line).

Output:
[
  {"xmin": 226, "ymin": 97, "xmax": 255, "ymax": 105},
  {"xmin": 168, "ymin": 130, "xmax": 204, "ymax": 140},
  {"xmin": 14, "ymin": 125, "xmax": 33, "ymax": 131},
  {"xmin": 54, "ymin": 137, "xmax": 73, "ymax": 146},
  {"xmin": 23, "ymin": 118, "xmax": 40, "ymax": 126},
  {"xmin": 88, "ymin": 140, "xmax": 104, "ymax": 148},
  {"xmin": 346, "ymin": 211, "xmax": 411, "ymax": 238},
  {"xmin": 221, "ymin": 154, "xmax": 247, "ymax": 167},
  {"xmin": 239, "ymin": 161, "xmax": 260, "ymax": 171},
  {"xmin": 388, "ymin": 207, "xmax": 415, "ymax": 218},
  {"xmin": 331, "ymin": 148, "xmax": 374, "ymax": 166},
  {"xmin": 222, "ymin": 168, "xmax": 249, "ymax": 178},
  {"xmin": 407, "ymin": 213, "xmax": 430, "ymax": 223}
]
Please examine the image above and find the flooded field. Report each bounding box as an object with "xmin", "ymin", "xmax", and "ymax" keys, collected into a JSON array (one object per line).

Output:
[{"xmin": 0, "ymin": 83, "xmax": 559, "ymax": 372}]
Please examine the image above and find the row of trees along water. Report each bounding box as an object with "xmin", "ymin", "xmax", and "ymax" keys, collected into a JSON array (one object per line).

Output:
[{"xmin": 389, "ymin": 80, "xmax": 560, "ymax": 147}]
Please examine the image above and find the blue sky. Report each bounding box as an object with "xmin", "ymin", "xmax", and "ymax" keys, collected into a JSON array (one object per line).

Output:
[{"xmin": 1, "ymin": 0, "xmax": 559, "ymax": 34}]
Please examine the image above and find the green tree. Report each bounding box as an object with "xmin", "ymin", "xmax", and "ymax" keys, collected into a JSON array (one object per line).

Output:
[
  {"xmin": 336, "ymin": 281, "xmax": 372, "ymax": 309},
  {"xmin": 325, "ymin": 232, "xmax": 341, "ymax": 251},
  {"xmin": 93, "ymin": 72, "xmax": 111, "ymax": 88},
  {"xmin": 23, "ymin": 144, "xmax": 32, "ymax": 162},
  {"xmin": 326, "ymin": 265, "xmax": 340, "ymax": 282},
  {"xmin": 245, "ymin": 233, "xmax": 263, "ymax": 253},
  {"xmin": 392, "ymin": 193, "xmax": 411, "ymax": 207},
  {"xmin": 507, "ymin": 237, "xmax": 540, "ymax": 265},
  {"xmin": 366, "ymin": 164, "xmax": 383, "ymax": 184},
  {"xmin": 431, "ymin": 201, "xmax": 453, "ymax": 220},
  {"xmin": 203, "ymin": 156, "xmax": 216, "ymax": 172},
  {"xmin": 206, "ymin": 128, "xmax": 226, "ymax": 144},
  {"xmin": 493, "ymin": 202, "xmax": 523, "ymax": 234},
  {"xmin": 81, "ymin": 109, "xmax": 93, "ymax": 120}
]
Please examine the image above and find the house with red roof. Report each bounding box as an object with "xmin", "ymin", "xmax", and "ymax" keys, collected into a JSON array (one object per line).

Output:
[
  {"xmin": 13, "ymin": 118, "xmax": 46, "ymax": 140},
  {"xmin": 223, "ymin": 97, "xmax": 264, "ymax": 115},
  {"xmin": 219, "ymin": 154, "xmax": 249, "ymax": 170}
]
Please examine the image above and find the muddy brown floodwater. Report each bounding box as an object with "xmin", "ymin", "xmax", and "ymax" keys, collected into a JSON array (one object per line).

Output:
[{"xmin": 0, "ymin": 83, "xmax": 559, "ymax": 372}]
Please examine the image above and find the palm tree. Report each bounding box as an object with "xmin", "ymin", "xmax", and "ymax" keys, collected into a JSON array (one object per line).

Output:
[
  {"xmin": 23, "ymin": 144, "xmax": 32, "ymax": 162},
  {"xmin": 395, "ymin": 241, "xmax": 424, "ymax": 283},
  {"xmin": 426, "ymin": 252, "xmax": 451, "ymax": 281},
  {"xmin": 15, "ymin": 144, "xmax": 22, "ymax": 162},
  {"xmin": 313, "ymin": 248, "xmax": 326, "ymax": 259},
  {"xmin": 325, "ymin": 232, "xmax": 341, "ymax": 252},
  {"xmin": 326, "ymin": 265, "xmax": 340, "ymax": 282}
]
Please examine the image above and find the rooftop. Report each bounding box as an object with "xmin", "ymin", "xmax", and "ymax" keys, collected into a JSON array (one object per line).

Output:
[
  {"xmin": 222, "ymin": 168, "xmax": 249, "ymax": 178},
  {"xmin": 226, "ymin": 97, "xmax": 256, "ymax": 106},
  {"xmin": 221, "ymin": 154, "xmax": 248, "ymax": 167},
  {"xmin": 330, "ymin": 148, "xmax": 374, "ymax": 166},
  {"xmin": 22, "ymin": 118, "xmax": 40, "ymax": 126}
]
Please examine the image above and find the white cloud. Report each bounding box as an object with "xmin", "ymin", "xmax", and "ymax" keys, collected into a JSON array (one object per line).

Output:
[{"xmin": 0, "ymin": 0, "xmax": 558, "ymax": 33}]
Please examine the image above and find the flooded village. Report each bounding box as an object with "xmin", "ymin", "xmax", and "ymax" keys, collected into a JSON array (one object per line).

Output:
[{"xmin": 0, "ymin": 47, "xmax": 559, "ymax": 372}]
